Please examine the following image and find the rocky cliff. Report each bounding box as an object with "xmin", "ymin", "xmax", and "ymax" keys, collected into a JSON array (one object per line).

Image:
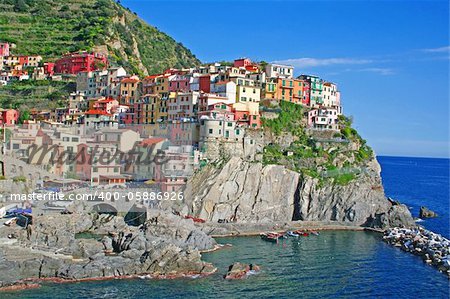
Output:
[
  {"xmin": 182, "ymin": 156, "xmax": 413, "ymax": 228},
  {"xmin": 181, "ymin": 102, "xmax": 414, "ymax": 229},
  {"xmin": 0, "ymin": 210, "xmax": 217, "ymax": 287}
]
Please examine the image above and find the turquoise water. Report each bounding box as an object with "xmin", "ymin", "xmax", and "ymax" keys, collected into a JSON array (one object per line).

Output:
[
  {"xmin": 4, "ymin": 156, "xmax": 450, "ymax": 298},
  {"xmin": 6, "ymin": 232, "xmax": 449, "ymax": 298}
]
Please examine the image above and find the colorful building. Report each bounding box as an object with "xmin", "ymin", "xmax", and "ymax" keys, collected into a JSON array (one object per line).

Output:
[
  {"xmin": 233, "ymin": 78, "xmax": 261, "ymax": 103},
  {"xmin": 306, "ymin": 108, "xmax": 339, "ymax": 131},
  {"xmin": 54, "ymin": 52, "xmax": 108, "ymax": 75},
  {"xmin": 0, "ymin": 42, "xmax": 9, "ymax": 57},
  {"xmin": 0, "ymin": 109, "xmax": 19, "ymax": 125},
  {"xmin": 119, "ymin": 76, "xmax": 140, "ymax": 105},
  {"xmin": 299, "ymin": 75, "xmax": 323, "ymax": 107}
]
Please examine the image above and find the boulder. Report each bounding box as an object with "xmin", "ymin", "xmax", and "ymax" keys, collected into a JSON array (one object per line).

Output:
[
  {"xmin": 419, "ymin": 206, "xmax": 438, "ymax": 218},
  {"xmin": 224, "ymin": 262, "xmax": 260, "ymax": 279}
]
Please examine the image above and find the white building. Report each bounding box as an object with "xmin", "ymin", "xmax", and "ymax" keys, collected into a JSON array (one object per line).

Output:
[{"xmin": 265, "ymin": 63, "xmax": 294, "ymax": 79}]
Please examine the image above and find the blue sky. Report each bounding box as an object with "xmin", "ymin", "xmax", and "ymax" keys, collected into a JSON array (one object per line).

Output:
[{"xmin": 123, "ymin": 0, "xmax": 449, "ymax": 158}]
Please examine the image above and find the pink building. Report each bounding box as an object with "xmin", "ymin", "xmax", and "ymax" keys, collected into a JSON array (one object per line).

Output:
[
  {"xmin": 231, "ymin": 104, "xmax": 261, "ymax": 128},
  {"xmin": 169, "ymin": 74, "xmax": 190, "ymax": 92},
  {"xmin": 93, "ymin": 98, "xmax": 119, "ymax": 114},
  {"xmin": 0, "ymin": 42, "xmax": 9, "ymax": 56},
  {"xmin": 198, "ymin": 102, "xmax": 235, "ymax": 121}
]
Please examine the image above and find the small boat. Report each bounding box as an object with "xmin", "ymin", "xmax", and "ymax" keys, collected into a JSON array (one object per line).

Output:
[
  {"xmin": 260, "ymin": 233, "xmax": 278, "ymax": 242},
  {"xmin": 310, "ymin": 231, "xmax": 319, "ymax": 236},
  {"xmin": 4, "ymin": 217, "xmax": 17, "ymax": 226},
  {"xmin": 294, "ymin": 230, "xmax": 309, "ymax": 237},
  {"xmin": 184, "ymin": 215, "xmax": 206, "ymax": 223},
  {"xmin": 260, "ymin": 232, "xmax": 284, "ymax": 242},
  {"xmin": 286, "ymin": 231, "xmax": 300, "ymax": 237}
]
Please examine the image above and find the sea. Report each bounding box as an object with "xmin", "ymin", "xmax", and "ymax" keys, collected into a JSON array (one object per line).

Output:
[{"xmin": 4, "ymin": 156, "xmax": 450, "ymax": 298}]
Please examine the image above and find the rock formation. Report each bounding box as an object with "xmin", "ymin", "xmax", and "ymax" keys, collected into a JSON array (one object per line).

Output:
[
  {"xmin": 419, "ymin": 206, "xmax": 438, "ymax": 218},
  {"xmin": 224, "ymin": 262, "xmax": 260, "ymax": 279},
  {"xmin": 383, "ymin": 227, "xmax": 450, "ymax": 276},
  {"xmin": 0, "ymin": 210, "xmax": 217, "ymax": 288},
  {"xmin": 183, "ymin": 155, "xmax": 414, "ymax": 228}
]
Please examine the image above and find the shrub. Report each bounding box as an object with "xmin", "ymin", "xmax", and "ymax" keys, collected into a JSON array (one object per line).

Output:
[
  {"xmin": 334, "ymin": 173, "xmax": 355, "ymax": 185},
  {"xmin": 13, "ymin": 176, "xmax": 27, "ymax": 182}
]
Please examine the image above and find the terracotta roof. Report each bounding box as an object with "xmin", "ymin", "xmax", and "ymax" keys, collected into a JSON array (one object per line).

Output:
[
  {"xmin": 140, "ymin": 138, "xmax": 166, "ymax": 146},
  {"xmin": 144, "ymin": 74, "xmax": 162, "ymax": 79},
  {"xmin": 96, "ymin": 98, "xmax": 117, "ymax": 103},
  {"xmin": 121, "ymin": 78, "xmax": 140, "ymax": 83},
  {"xmin": 84, "ymin": 110, "xmax": 111, "ymax": 116}
]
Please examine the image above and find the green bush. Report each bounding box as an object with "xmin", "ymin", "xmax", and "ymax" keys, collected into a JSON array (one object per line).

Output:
[
  {"xmin": 13, "ymin": 176, "xmax": 27, "ymax": 182},
  {"xmin": 334, "ymin": 173, "xmax": 355, "ymax": 185}
]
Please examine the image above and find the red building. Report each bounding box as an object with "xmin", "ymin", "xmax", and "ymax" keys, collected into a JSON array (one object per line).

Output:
[
  {"xmin": 0, "ymin": 42, "xmax": 9, "ymax": 56},
  {"xmin": 54, "ymin": 52, "xmax": 108, "ymax": 75},
  {"xmin": 44, "ymin": 62, "xmax": 55, "ymax": 76},
  {"xmin": 234, "ymin": 58, "xmax": 251, "ymax": 68},
  {"xmin": 199, "ymin": 75, "xmax": 211, "ymax": 93},
  {"xmin": 0, "ymin": 109, "xmax": 19, "ymax": 125}
]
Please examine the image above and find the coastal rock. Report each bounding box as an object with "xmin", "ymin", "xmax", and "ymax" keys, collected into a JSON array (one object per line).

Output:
[
  {"xmin": 183, "ymin": 157, "xmax": 414, "ymax": 228},
  {"xmin": 383, "ymin": 227, "xmax": 450, "ymax": 276},
  {"xmin": 419, "ymin": 206, "xmax": 438, "ymax": 218},
  {"xmin": 224, "ymin": 262, "xmax": 260, "ymax": 279},
  {"xmin": 0, "ymin": 210, "xmax": 217, "ymax": 287}
]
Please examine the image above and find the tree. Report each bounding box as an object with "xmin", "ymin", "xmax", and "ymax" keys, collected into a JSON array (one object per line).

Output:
[
  {"xmin": 14, "ymin": 0, "xmax": 28, "ymax": 12},
  {"xmin": 18, "ymin": 110, "xmax": 30, "ymax": 124}
]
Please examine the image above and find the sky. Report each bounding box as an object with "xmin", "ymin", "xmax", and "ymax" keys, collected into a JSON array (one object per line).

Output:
[{"xmin": 122, "ymin": 0, "xmax": 449, "ymax": 158}]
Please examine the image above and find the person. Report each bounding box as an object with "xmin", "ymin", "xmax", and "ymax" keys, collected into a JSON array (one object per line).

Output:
[{"xmin": 26, "ymin": 224, "xmax": 33, "ymax": 240}]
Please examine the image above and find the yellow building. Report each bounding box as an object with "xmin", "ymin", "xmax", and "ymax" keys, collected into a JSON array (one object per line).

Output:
[
  {"xmin": 119, "ymin": 76, "xmax": 140, "ymax": 105},
  {"xmin": 264, "ymin": 78, "xmax": 277, "ymax": 99},
  {"xmin": 232, "ymin": 77, "xmax": 261, "ymax": 103}
]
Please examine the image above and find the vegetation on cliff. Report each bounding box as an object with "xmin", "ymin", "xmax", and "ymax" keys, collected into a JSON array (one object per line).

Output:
[
  {"xmin": 0, "ymin": 0, "xmax": 200, "ymax": 75},
  {"xmin": 0, "ymin": 79, "xmax": 76, "ymax": 111},
  {"xmin": 261, "ymin": 101, "xmax": 374, "ymax": 186}
]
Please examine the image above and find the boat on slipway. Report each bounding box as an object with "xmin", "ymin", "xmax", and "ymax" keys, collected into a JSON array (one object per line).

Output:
[{"xmin": 260, "ymin": 232, "xmax": 285, "ymax": 243}]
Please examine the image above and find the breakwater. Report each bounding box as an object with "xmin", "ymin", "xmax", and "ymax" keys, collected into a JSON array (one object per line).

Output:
[{"xmin": 383, "ymin": 227, "xmax": 450, "ymax": 276}]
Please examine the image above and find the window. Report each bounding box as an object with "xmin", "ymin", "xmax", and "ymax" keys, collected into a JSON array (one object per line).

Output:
[
  {"xmin": 227, "ymin": 122, "xmax": 233, "ymax": 127},
  {"xmin": 93, "ymin": 167, "xmax": 98, "ymax": 172},
  {"xmin": 208, "ymin": 129, "xmax": 213, "ymax": 134},
  {"xmin": 114, "ymin": 167, "xmax": 119, "ymax": 173}
]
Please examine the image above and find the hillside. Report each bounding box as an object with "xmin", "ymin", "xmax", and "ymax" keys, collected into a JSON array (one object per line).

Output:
[
  {"xmin": 0, "ymin": 79, "xmax": 75, "ymax": 110},
  {"xmin": 0, "ymin": 0, "xmax": 200, "ymax": 75}
]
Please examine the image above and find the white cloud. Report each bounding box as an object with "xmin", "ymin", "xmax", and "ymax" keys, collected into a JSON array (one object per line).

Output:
[
  {"xmin": 271, "ymin": 57, "xmax": 373, "ymax": 68},
  {"xmin": 357, "ymin": 67, "xmax": 395, "ymax": 75},
  {"xmin": 421, "ymin": 46, "xmax": 450, "ymax": 53}
]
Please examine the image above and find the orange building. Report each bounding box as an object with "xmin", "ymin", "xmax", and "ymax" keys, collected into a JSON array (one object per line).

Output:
[{"xmin": 274, "ymin": 78, "xmax": 309, "ymax": 105}]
